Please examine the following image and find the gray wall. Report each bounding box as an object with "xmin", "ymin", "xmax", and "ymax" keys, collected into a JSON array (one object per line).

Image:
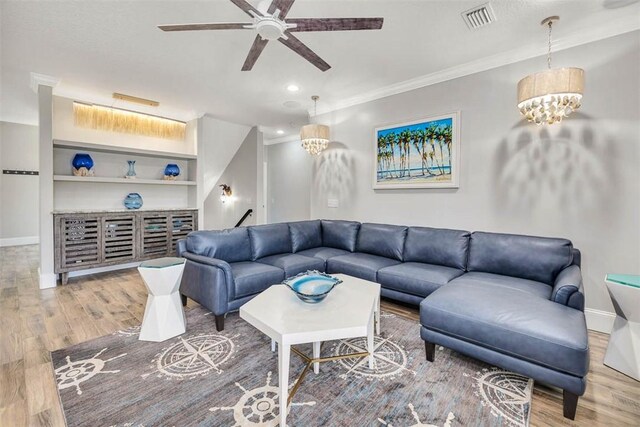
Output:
[
  {"xmin": 0, "ymin": 121, "xmax": 39, "ymax": 243},
  {"xmin": 306, "ymin": 31, "xmax": 640, "ymax": 318},
  {"xmin": 266, "ymin": 140, "xmax": 312, "ymax": 223},
  {"xmin": 204, "ymin": 127, "xmax": 260, "ymax": 230}
]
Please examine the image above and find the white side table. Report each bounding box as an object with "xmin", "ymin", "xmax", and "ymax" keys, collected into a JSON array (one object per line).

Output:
[
  {"xmin": 604, "ymin": 274, "xmax": 640, "ymax": 381},
  {"xmin": 138, "ymin": 257, "xmax": 187, "ymax": 342}
]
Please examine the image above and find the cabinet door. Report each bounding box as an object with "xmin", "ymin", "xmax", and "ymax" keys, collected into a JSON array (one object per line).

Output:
[
  {"xmin": 140, "ymin": 213, "xmax": 170, "ymax": 258},
  {"xmin": 103, "ymin": 215, "xmax": 136, "ymax": 263},
  {"xmin": 169, "ymin": 212, "xmax": 196, "ymax": 254},
  {"xmin": 60, "ymin": 217, "xmax": 101, "ymax": 269}
]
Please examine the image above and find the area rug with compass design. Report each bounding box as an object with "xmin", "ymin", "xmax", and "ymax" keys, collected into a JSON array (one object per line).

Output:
[{"xmin": 51, "ymin": 305, "xmax": 533, "ymax": 427}]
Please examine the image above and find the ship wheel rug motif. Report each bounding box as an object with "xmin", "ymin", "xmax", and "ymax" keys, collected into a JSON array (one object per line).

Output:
[
  {"xmin": 209, "ymin": 371, "xmax": 316, "ymax": 427},
  {"xmin": 55, "ymin": 348, "xmax": 126, "ymax": 395}
]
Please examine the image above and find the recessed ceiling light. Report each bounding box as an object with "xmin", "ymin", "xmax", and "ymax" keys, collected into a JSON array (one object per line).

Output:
[
  {"xmin": 276, "ymin": 129, "xmax": 285, "ymax": 135},
  {"xmin": 287, "ymin": 84, "xmax": 299, "ymax": 92},
  {"xmin": 283, "ymin": 101, "xmax": 302, "ymax": 109}
]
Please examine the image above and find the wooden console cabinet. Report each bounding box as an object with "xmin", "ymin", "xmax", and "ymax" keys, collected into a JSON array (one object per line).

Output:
[{"xmin": 53, "ymin": 209, "xmax": 197, "ymax": 285}]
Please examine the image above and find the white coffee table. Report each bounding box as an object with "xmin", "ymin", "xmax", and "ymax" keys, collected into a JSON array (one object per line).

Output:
[
  {"xmin": 240, "ymin": 274, "xmax": 380, "ymax": 427},
  {"xmin": 138, "ymin": 257, "xmax": 187, "ymax": 342}
]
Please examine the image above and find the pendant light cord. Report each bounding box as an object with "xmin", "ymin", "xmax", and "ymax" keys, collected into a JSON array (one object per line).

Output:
[
  {"xmin": 311, "ymin": 95, "xmax": 319, "ymax": 118},
  {"xmin": 547, "ymin": 21, "xmax": 553, "ymax": 69}
]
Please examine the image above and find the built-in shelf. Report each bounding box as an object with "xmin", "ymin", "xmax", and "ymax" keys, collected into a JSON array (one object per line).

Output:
[
  {"xmin": 53, "ymin": 139, "xmax": 198, "ymax": 160},
  {"xmin": 53, "ymin": 175, "xmax": 197, "ymax": 186}
]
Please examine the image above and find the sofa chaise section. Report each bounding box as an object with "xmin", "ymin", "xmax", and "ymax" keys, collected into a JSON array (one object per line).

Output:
[{"xmin": 419, "ymin": 231, "xmax": 587, "ymax": 419}]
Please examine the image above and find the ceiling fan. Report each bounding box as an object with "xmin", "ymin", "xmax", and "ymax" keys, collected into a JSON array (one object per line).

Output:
[{"xmin": 158, "ymin": 0, "xmax": 383, "ymax": 72}]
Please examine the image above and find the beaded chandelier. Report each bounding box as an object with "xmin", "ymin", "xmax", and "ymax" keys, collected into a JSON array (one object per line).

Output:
[
  {"xmin": 300, "ymin": 96, "xmax": 330, "ymax": 155},
  {"xmin": 517, "ymin": 16, "xmax": 584, "ymax": 125}
]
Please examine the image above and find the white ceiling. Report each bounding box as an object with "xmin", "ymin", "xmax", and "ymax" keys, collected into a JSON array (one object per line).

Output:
[{"xmin": 1, "ymin": 0, "xmax": 639, "ymax": 139}]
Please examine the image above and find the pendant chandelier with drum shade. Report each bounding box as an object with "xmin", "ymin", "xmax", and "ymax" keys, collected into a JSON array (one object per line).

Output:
[
  {"xmin": 517, "ymin": 16, "xmax": 584, "ymax": 125},
  {"xmin": 300, "ymin": 96, "xmax": 330, "ymax": 155}
]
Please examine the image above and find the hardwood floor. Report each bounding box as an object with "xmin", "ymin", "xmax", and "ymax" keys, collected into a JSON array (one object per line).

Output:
[{"xmin": 0, "ymin": 245, "xmax": 638, "ymax": 426}]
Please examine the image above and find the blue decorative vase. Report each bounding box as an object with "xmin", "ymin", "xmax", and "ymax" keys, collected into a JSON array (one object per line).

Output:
[
  {"xmin": 72, "ymin": 153, "xmax": 94, "ymax": 176},
  {"xmin": 123, "ymin": 193, "xmax": 143, "ymax": 210},
  {"xmin": 164, "ymin": 163, "xmax": 180, "ymax": 180},
  {"xmin": 125, "ymin": 160, "xmax": 137, "ymax": 179}
]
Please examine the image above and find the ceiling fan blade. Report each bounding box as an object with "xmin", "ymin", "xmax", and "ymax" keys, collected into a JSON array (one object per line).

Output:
[
  {"xmin": 279, "ymin": 33, "xmax": 330, "ymax": 71},
  {"xmin": 242, "ymin": 35, "xmax": 269, "ymax": 71},
  {"xmin": 268, "ymin": 0, "xmax": 295, "ymax": 18},
  {"xmin": 230, "ymin": 0, "xmax": 263, "ymax": 17},
  {"xmin": 158, "ymin": 23, "xmax": 251, "ymax": 32},
  {"xmin": 287, "ymin": 18, "xmax": 384, "ymax": 32}
]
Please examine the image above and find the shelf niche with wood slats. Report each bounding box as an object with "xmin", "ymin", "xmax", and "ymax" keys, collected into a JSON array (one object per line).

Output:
[{"xmin": 54, "ymin": 209, "xmax": 197, "ymax": 285}]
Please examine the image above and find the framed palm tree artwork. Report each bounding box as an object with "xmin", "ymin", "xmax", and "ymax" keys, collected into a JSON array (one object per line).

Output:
[{"xmin": 373, "ymin": 112, "xmax": 460, "ymax": 189}]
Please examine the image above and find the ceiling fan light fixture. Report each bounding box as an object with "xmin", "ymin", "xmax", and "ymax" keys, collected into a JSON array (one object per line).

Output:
[
  {"xmin": 256, "ymin": 18, "xmax": 286, "ymax": 40},
  {"xmin": 158, "ymin": 0, "xmax": 383, "ymax": 72}
]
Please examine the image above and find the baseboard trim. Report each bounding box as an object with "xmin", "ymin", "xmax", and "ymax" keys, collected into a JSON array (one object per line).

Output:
[
  {"xmin": 0, "ymin": 236, "xmax": 39, "ymax": 247},
  {"xmin": 585, "ymin": 308, "xmax": 615, "ymax": 334},
  {"xmin": 68, "ymin": 262, "xmax": 140, "ymax": 279},
  {"xmin": 38, "ymin": 269, "xmax": 57, "ymax": 289}
]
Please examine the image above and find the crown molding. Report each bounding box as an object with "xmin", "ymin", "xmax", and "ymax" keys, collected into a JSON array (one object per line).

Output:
[
  {"xmin": 315, "ymin": 16, "xmax": 640, "ymax": 116},
  {"xmin": 29, "ymin": 72, "xmax": 60, "ymax": 93}
]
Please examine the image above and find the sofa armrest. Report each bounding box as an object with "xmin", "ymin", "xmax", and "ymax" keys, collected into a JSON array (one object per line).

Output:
[
  {"xmin": 182, "ymin": 252, "xmax": 234, "ymax": 287},
  {"xmin": 180, "ymin": 252, "xmax": 234, "ymax": 315},
  {"xmin": 551, "ymin": 265, "xmax": 585, "ymax": 311},
  {"xmin": 176, "ymin": 239, "xmax": 187, "ymax": 257}
]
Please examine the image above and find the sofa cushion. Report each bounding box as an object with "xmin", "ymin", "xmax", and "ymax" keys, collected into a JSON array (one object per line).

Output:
[
  {"xmin": 404, "ymin": 227, "xmax": 470, "ymax": 270},
  {"xmin": 296, "ymin": 247, "xmax": 351, "ymax": 262},
  {"xmin": 326, "ymin": 253, "xmax": 400, "ymax": 282},
  {"xmin": 289, "ymin": 220, "xmax": 322, "ymax": 253},
  {"xmin": 449, "ymin": 272, "xmax": 552, "ymax": 300},
  {"xmin": 186, "ymin": 228, "xmax": 251, "ymax": 263},
  {"xmin": 468, "ymin": 232, "xmax": 573, "ymax": 285},
  {"xmin": 321, "ymin": 220, "xmax": 360, "ymax": 252},
  {"xmin": 257, "ymin": 253, "xmax": 325, "ymax": 278},
  {"xmin": 420, "ymin": 282, "xmax": 589, "ymax": 377},
  {"xmin": 230, "ymin": 262, "xmax": 285, "ymax": 299},
  {"xmin": 248, "ymin": 223, "xmax": 292, "ymax": 260},
  {"xmin": 378, "ymin": 262, "xmax": 464, "ymax": 298},
  {"xmin": 356, "ymin": 223, "xmax": 407, "ymax": 261}
]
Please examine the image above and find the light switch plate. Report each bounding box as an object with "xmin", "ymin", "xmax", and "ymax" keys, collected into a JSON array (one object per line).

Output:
[{"xmin": 327, "ymin": 198, "xmax": 339, "ymax": 208}]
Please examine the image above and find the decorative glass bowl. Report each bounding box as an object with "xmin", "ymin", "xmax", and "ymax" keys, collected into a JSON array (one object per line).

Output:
[
  {"xmin": 123, "ymin": 192, "xmax": 143, "ymax": 210},
  {"xmin": 283, "ymin": 271, "xmax": 342, "ymax": 304}
]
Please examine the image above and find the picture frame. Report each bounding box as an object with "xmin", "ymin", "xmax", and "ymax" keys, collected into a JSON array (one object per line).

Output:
[{"xmin": 373, "ymin": 111, "xmax": 460, "ymax": 189}]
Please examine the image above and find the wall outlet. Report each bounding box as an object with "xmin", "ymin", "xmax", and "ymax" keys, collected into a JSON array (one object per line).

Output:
[{"xmin": 327, "ymin": 198, "xmax": 339, "ymax": 208}]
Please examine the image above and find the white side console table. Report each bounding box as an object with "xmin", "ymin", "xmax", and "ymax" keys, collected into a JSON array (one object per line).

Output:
[{"xmin": 138, "ymin": 257, "xmax": 187, "ymax": 342}]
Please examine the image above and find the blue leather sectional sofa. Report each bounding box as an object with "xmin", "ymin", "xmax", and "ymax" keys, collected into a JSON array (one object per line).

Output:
[{"xmin": 177, "ymin": 219, "xmax": 588, "ymax": 419}]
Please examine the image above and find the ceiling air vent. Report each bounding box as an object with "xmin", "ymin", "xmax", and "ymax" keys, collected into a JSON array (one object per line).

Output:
[{"xmin": 461, "ymin": 3, "xmax": 496, "ymax": 30}]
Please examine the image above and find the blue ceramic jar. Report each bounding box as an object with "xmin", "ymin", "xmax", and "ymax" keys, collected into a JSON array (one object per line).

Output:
[
  {"xmin": 164, "ymin": 163, "xmax": 180, "ymax": 178},
  {"xmin": 123, "ymin": 193, "xmax": 143, "ymax": 210},
  {"xmin": 72, "ymin": 153, "xmax": 94, "ymax": 172}
]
